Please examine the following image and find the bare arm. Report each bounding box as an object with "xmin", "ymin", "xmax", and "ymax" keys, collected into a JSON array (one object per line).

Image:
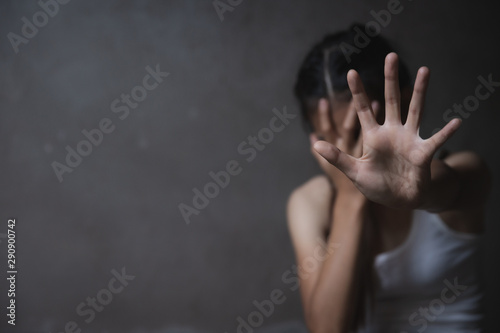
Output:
[
  {"xmin": 287, "ymin": 182, "xmax": 368, "ymax": 333},
  {"xmin": 288, "ymin": 86, "xmax": 373, "ymax": 331},
  {"xmin": 308, "ymin": 192, "xmax": 367, "ymax": 332}
]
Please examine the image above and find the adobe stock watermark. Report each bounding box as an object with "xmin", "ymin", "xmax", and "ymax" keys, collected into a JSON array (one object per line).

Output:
[
  {"xmin": 7, "ymin": 0, "xmax": 72, "ymax": 54},
  {"xmin": 401, "ymin": 277, "xmax": 467, "ymax": 333},
  {"xmin": 431, "ymin": 73, "xmax": 499, "ymax": 135},
  {"xmin": 213, "ymin": 0, "xmax": 244, "ymax": 22},
  {"xmin": 50, "ymin": 267, "xmax": 135, "ymax": 333},
  {"xmin": 51, "ymin": 64, "xmax": 169, "ymax": 183},
  {"xmin": 340, "ymin": 0, "xmax": 412, "ymax": 63},
  {"xmin": 225, "ymin": 239, "xmax": 341, "ymax": 333},
  {"xmin": 178, "ymin": 106, "xmax": 297, "ymax": 225}
]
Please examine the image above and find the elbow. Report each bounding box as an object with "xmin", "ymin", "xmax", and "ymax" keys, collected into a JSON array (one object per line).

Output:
[{"xmin": 443, "ymin": 151, "xmax": 492, "ymax": 208}]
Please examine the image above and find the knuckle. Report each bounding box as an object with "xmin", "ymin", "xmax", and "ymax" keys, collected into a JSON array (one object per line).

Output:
[{"xmin": 386, "ymin": 96, "xmax": 399, "ymax": 105}]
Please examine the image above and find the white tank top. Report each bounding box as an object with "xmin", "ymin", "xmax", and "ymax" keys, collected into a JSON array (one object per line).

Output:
[{"xmin": 359, "ymin": 209, "xmax": 484, "ymax": 333}]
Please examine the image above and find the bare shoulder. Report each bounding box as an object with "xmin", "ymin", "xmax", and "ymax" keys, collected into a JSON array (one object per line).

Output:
[
  {"xmin": 287, "ymin": 175, "xmax": 333, "ymax": 213},
  {"xmin": 287, "ymin": 174, "xmax": 334, "ymax": 233},
  {"xmin": 438, "ymin": 151, "xmax": 491, "ymax": 234}
]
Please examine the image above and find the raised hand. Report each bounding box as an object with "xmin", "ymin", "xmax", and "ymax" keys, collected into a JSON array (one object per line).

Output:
[
  {"xmin": 310, "ymin": 96, "xmax": 380, "ymax": 197},
  {"xmin": 314, "ymin": 53, "xmax": 461, "ymax": 209}
]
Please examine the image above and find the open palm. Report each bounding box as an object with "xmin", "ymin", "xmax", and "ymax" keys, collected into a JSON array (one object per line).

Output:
[{"xmin": 314, "ymin": 53, "xmax": 461, "ymax": 208}]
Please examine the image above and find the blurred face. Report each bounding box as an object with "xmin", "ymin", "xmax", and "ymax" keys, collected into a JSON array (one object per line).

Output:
[
  {"xmin": 311, "ymin": 90, "xmax": 362, "ymax": 142},
  {"xmin": 309, "ymin": 86, "xmax": 411, "ymax": 152}
]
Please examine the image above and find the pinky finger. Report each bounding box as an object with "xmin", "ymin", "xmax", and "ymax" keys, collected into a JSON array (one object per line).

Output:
[{"xmin": 426, "ymin": 118, "xmax": 462, "ymax": 152}]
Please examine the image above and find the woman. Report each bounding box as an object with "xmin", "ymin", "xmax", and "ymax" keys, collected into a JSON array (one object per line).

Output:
[{"xmin": 287, "ymin": 25, "xmax": 490, "ymax": 332}]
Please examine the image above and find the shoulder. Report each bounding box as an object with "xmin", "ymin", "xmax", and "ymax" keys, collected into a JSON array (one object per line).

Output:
[
  {"xmin": 287, "ymin": 174, "xmax": 333, "ymax": 233},
  {"xmin": 287, "ymin": 175, "xmax": 333, "ymax": 214}
]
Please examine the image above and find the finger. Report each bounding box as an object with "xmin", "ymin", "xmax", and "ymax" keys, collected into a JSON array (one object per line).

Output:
[
  {"xmin": 317, "ymin": 98, "xmax": 337, "ymax": 141},
  {"xmin": 309, "ymin": 133, "xmax": 323, "ymax": 160},
  {"xmin": 384, "ymin": 53, "xmax": 401, "ymax": 125},
  {"xmin": 310, "ymin": 147, "xmax": 330, "ymax": 170},
  {"xmin": 313, "ymin": 140, "xmax": 358, "ymax": 180},
  {"xmin": 310, "ymin": 133, "xmax": 335, "ymax": 169},
  {"xmin": 406, "ymin": 66, "xmax": 430, "ymax": 132},
  {"xmin": 425, "ymin": 118, "xmax": 462, "ymax": 153},
  {"xmin": 309, "ymin": 132, "xmax": 319, "ymax": 145},
  {"xmin": 347, "ymin": 70, "xmax": 378, "ymax": 131},
  {"xmin": 309, "ymin": 132, "xmax": 324, "ymax": 148},
  {"xmin": 350, "ymin": 102, "xmax": 378, "ymax": 156},
  {"xmin": 341, "ymin": 103, "xmax": 359, "ymax": 146},
  {"xmin": 343, "ymin": 102, "xmax": 358, "ymax": 132}
]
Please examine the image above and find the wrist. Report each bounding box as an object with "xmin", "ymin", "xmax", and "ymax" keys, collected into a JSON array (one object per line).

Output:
[
  {"xmin": 334, "ymin": 190, "xmax": 368, "ymax": 209},
  {"xmin": 330, "ymin": 191, "xmax": 368, "ymax": 229},
  {"xmin": 332, "ymin": 181, "xmax": 364, "ymax": 201}
]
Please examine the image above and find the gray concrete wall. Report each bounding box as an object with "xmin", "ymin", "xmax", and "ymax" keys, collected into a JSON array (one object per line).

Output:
[{"xmin": 0, "ymin": 0, "xmax": 499, "ymax": 332}]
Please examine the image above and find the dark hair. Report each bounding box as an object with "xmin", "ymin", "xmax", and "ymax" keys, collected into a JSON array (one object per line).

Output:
[
  {"xmin": 293, "ymin": 24, "xmax": 412, "ymax": 331},
  {"xmin": 294, "ymin": 23, "xmax": 411, "ymax": 132}
]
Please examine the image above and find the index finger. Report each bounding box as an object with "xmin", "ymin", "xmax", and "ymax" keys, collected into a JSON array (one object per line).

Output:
[{"xmin": 347, "ymin": 69, "xmax": 378, "ymax": 131}]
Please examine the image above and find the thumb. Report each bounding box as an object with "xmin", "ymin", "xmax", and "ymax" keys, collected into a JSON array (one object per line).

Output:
[
  {"xmin": 313, "ymin": 140, "xmax": 358, "ymax": 179},
  {"xmin": 309, "ymin": 132, "xmax": 319, "ymax": 146}
]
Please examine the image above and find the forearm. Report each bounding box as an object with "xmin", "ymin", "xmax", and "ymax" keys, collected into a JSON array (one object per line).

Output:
[
  {"xmin": 305, "ymin": 192, "xmax": 368, "ymax": 333},
  {"xmin": 418, "ymin": 158, "xmax": 460, "ymax": 212}
]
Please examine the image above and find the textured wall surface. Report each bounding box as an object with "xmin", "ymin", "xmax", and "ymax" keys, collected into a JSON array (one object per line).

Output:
[{"xmin": 1, "ymin": 0, "xmax": 499, "ymax": 332}]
